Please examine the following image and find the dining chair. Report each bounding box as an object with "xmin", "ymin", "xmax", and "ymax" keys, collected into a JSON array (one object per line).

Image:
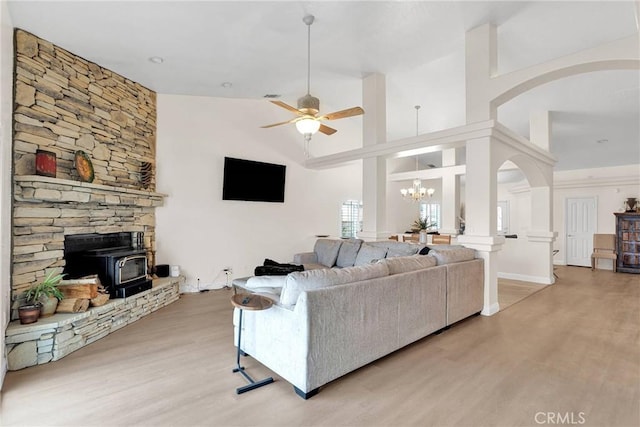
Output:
[{"xmin": 591, "ymin": 234, "xmax": 617, "ymax": 272}]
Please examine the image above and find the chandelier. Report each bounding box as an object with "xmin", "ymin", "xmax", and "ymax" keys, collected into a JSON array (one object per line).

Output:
[
  {"xmin": 400, "ymin": 106, "xmax": 435, "ymax": 202},
  {"xmin": 401, "ymin": 178, "xmax": 434, "ymax": 201}
]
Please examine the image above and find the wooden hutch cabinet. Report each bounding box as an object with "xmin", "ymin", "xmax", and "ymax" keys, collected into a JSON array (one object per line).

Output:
[{"xmin": 615, "ymin": 212, "xmax": 640, "ymax": 274}]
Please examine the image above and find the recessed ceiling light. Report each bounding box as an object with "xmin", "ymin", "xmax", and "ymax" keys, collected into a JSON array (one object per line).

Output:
[
  {"xmin": 221, "ymin": 82, "xmax": 233, "ymax": 88},
  {"xmin": 149, "ymin": 56, "xmax": 164, "ymax": 64},
  {"xmin": 596, "ymin": 139, "xmax": 608, "ymax": 144}
]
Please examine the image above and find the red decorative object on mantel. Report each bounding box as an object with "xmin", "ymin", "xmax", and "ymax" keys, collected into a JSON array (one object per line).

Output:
[{"xmin": 35, "ymin": 149, "xmax": 56, "ymax": 177}]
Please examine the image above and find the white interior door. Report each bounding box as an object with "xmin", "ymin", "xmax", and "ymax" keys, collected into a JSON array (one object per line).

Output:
[{"xmin": 565, "ymin": 197, "xmax": 596, "ymax": 267}]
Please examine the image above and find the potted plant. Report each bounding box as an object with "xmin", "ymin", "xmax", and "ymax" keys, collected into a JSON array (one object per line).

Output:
[
  {"xmin": 412, "ymin": 217, "xmax": 437, "ymax": 243},
  {"xmin": 24, "ymin": 270, "xmax": 65, "ymax": 318},
  {"xmin": 17, "ymin": 303, "xmax": 41, "ymax": 325}
]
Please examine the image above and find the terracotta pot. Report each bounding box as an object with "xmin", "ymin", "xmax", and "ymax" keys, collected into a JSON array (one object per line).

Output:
[
  {"xmin": 40, "ymin": 296, "xmax": 59, "ymax": 317},
  {"xmin": 35, "ymin": 149, "xmax": 56, "ymax": 177},
  {"xmin": 18, "ymin": 304, "xmax": 41, "ymax": 324}
]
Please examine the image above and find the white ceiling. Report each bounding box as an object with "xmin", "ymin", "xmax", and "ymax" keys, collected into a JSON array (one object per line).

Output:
[{"xmin": 7, "ymin": 0, "xmax": 640, "ymax": 172}]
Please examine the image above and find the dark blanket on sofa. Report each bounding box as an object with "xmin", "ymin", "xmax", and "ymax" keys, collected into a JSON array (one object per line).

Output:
[{"xmin": 254, "ymin": 259, "xmax": 304, "ymax": 276}]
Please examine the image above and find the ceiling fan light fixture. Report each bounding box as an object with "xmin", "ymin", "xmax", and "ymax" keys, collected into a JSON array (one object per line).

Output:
[
  {"xmin": 296, "ymin": 117, "xmax": 321, "ymax": 135},
  {"xmin": 297, "ymin": 94, "xmax": 320, "ymax": 114},
  {"xmin": 260, "ymin": 14, "xmax": 363, "ymax": 137}
]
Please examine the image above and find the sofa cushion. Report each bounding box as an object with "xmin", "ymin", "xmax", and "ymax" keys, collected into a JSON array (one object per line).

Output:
[
  {"xmin": 386, "ymin": 242, "xmax": 420, "ymax": 258},
  {"xmin": 245, "ymin": 275, "xmax": 287, "ymax": 289},
  {"xmin": 280, "ymin": 262, "xmax": 389, "ymax": 306},
  {"xmin": 428, "ymin": 244, "xmax": 473, "ymax": 251},
  {"xmin": 302, "ymin": 263, "xmax": 330, "ymax": 271},
  {"xmin": 380, "ymin": 254, "xmax": 437, "ymax": 275},
  {"xmin": 354, "ymin": 243, "xmax": 388, "ymax": 266},
  {"xmin": 293, "ymin": 251, "xmax": 318, "ymax": 265},
  {"xmin": 336, "ymin": 239, "xmax": 363, "ymax": 268},
  {"xmin": 314, "ymin": 239, "xmax": 343, "ymax": 267},
  {"xmin": 430, "ymin": 246, "xmax": 476, "ymax": 265}
]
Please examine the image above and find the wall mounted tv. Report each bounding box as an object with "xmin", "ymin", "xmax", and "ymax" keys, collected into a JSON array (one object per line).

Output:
[{"xmin": 222, "ymin": 157, "xmax": 286, "ymax": 203}]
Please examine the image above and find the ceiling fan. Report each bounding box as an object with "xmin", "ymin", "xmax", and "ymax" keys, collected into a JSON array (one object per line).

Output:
[{"xmin": 261, "ymin": 15, "xmax": 364, "ymax": 137}]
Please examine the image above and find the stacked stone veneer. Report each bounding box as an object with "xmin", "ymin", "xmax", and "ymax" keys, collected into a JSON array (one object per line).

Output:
[
  {"xmin": 11, "ymin": 30, "xmax": 162, "ymax": 310},
  {"xmin": 6, "ymin": 278, "xmax": 181, "ymax": 371},
  {"xmin": 13, "ymin": 29, "xmax": 156, "ymax": 188}
]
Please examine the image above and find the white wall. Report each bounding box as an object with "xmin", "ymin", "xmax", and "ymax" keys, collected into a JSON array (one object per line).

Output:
[
  {"xmin": 552, "ymin": 165, "xmax": 640, "ymax": 267},
  {"xmin": 498, "ymin": 164, "xmax": 639, "ymax": 277},
  {"xmin": 0, "ymin": 0, "xmax": 13, "ymax": 389},
  {"xmin": 155, "ymin": 94, "xmax": 362, "ymax": 292}
]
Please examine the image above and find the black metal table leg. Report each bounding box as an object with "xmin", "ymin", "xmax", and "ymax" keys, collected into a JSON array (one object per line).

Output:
[{"xmin": 232, "ymin": 308, "xmax": 273, "ymax": 394}]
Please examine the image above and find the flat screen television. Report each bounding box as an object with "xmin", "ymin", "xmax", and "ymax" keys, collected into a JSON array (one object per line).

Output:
[{"xmin": 222, "ymin": 157, "xmax": 286, "ymax": 203}]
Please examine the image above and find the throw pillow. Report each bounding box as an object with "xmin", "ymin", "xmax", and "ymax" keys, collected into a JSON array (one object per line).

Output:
[
  {"xmin": 336, "ymin": 239, "xmax": 363, "ymax": 268},
  {"xmin": 354, "ymin": 243, "xmax": 387, "ymax": 266},
  {"xmin": 314, "ymin": 239, "xmax": 343, "ymax": 267},
  {"xmin": 280, "ymin": 262, "xmax": 389, "ymax": 306}
]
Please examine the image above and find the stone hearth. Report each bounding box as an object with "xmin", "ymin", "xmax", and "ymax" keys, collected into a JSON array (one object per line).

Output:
[{"xmin": 6, "ymin": 277, "xmax": 182, "ymax": 370}]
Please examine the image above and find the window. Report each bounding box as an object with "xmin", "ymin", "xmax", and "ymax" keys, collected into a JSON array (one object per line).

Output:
[
  {"xmin": 341, "ymin": 200, "xmax": 362, "ymax": 238},
  {"xmin": 497, "ymin": 201, "xmax": 510, "ymax": 234},
  {"xmin": 419, "ymin": 203, "xmax": 441, "ymax": 229}
]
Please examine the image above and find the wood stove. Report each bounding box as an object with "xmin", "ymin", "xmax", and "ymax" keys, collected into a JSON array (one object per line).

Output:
[{"xmin": 64, "ymin": 232, "xmax": 152, "ymax": 298}]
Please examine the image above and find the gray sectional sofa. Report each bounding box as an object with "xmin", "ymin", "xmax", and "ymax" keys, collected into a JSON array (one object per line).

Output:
[{"xmin": 232, "ymin": 238, "xmax": 484, "ymax": 399}]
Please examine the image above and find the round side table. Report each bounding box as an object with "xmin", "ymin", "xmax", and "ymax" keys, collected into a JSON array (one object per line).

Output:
[{"xmin": 230, "ymin": 293, "xmax": 274, "ymax": 394}]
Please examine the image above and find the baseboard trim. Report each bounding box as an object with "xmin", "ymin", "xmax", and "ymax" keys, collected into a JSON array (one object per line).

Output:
[
  {"xmin": 498, "ymin": 272, "xmax": 553, "ymax": 285},
  {"xmin": 481, "ymin": 302, "xmax": 500, "ymax": 316}
]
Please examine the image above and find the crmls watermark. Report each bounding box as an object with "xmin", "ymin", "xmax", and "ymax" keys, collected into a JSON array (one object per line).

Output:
[{"xmin": 534, "ymin": 412, "xmax": 586, "ymax": 425}]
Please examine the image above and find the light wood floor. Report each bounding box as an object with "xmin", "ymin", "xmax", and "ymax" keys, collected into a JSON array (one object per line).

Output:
[
  {"xmin": 498, "ymin": 278, "xmax": 547, "ymax": 309},
  {"xmin": 1, "ymin": 266, "xmax": 638, "ymax": 427}
]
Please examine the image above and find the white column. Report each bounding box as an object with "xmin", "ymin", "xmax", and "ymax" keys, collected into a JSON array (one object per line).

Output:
[
  {"xmin": 457, "ymin": 136, "xmax": 503, "ymax": 316},
  {"xmin": 461, "ymin": 24, "xmax": 504, "ymax": 315},
  {"xmin": 530, "ymin": 111, "xmax": 551, "ymax": 150},
  {"xmin": 359, "ymin": 73, "xmax": 389, "ymax": 241},
  {"xmin": 529, "ymin": 112, "xmax": 557, "ymax": 284},
  {"xmin": 440, "ymin": 149, "xmax": 460, "ymax": 235},
  {"xmin": 530, "ymin": 186, "xmax": 552, "ymax": 231},
  {"xmin": 465, "ymin": 23, "xmax": 497, "ymax": 123},
  {"xmin": 526, "ymin": 185, "xmax": 557, "ymax": 284},
  {"xmin": 459, "ymin": 236, "xmax": 504, "ymax": 315},
  {"xmin": 526, "ymin": 230, "xmax": 557, "ymax": 285},
  {"xmin": 462, "ymin": 138, "xmax": 496, "ymax": 236}
]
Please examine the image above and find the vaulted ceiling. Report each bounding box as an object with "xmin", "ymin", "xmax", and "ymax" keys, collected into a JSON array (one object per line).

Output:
[{"xmin": 7, "ymin": 1, "xmax": 640, "ymax": 171}]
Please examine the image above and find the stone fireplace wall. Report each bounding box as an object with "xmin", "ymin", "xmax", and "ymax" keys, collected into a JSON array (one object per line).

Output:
[
  {"xmin": 13, "ymin": 30, "xmax": 156, "ymax": 188},
  {"xmin": 11, "ymin": 29, "xmax": 162, "ymax": 307}
]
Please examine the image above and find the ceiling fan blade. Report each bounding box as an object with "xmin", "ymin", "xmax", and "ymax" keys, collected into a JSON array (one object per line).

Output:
[
  {"xmin": 318, "ymin": 123, "xmax": 337, "ymax": 135},
  {"xmin": 320, "ymin": 106, "xmax": 364, "ymax": 121},
  {"xmin": 270, "ymin": 100, "xmax": 303, "ymax": 115},
  {"xmin": 261, "ymin": 118, "xmax": 297, "ymax": 129}
]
